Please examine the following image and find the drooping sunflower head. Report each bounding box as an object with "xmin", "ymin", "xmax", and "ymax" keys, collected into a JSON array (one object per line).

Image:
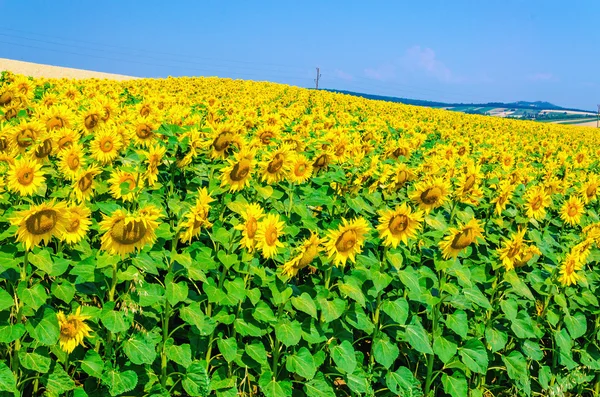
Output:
[
  {"xmin": 410, "ymin": 176, "xmax": 451, "ymax": 213},
  {"xmin": 581, "ymin": 174, "xmax": 599, "ymax": 204},
  {"xmin": 557, "ymin": 252, "xmax": 584, "ymax": 287},
  {"xmin": 57, "ymin": 306, "xmax": 92, "ymax": 354},
  {"xmin": 179, "ymin": 188, "xmax": 214, "ymax": 244},
  {"xmin": 220, "ymin": 148, "xmax": 255, "ymax": 192},
  {"xmin": 376, "ymin": 202, "xmax": 424, "ymax": 248},
  {"xmin": 324, "ymin": 217, "xmax": 371, "ymax": 267},
  {"xmin": 11, "ymin": 201, "xmax": 68, "ymax": 250},
  {"xmin": 143, "ymin": 144, "xmax": 167, "ymax": 186},
  {"xmin": 7, "ymin": 157, "xmax": 45, "ymax": 196},
  {"xmin": 255, "ymin": 213, "xmax": 286, "ymax": 259},
  {"xmin": 560, "ymin": 196, "xmax": 585, "ymax": 226},
  {"xmin": 439, "ymin": 218, "xmax": 484, "ymax": 260},
  {"xmin": 497, "ymin": 228, "xmax": 527, "ymax": 271},
  {"xmin": 72, "ymin": 166, "xmax": 102, "ymax": 202},
  {"xmin": 281, "ymin": 233, "xmax": 323, "ymax": 277},
  {"xmin": 99, "ymin": 206, "xmax": 161, "ymax": 257}
]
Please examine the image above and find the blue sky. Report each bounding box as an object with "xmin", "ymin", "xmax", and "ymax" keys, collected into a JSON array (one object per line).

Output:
[{"xmin": 0, "ymin": 1, "xmax": 598, "ymax": 109}]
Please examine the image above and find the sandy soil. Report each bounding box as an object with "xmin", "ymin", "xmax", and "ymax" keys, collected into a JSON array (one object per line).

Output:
[
  {"xmin": 539, "ymin": 109, "xmax": 595, "ymax": 116},
  {"xmin": 0, "ymin": 58, "xmax": 137, "ymax": 80},
  {"xmin": 570, "ymin": 120, "xmax": 599, "ymax": 127}
]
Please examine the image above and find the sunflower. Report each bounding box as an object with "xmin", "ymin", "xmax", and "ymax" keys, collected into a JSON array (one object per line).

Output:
[
  {"xmin": 58, "ymin": 143, "xmax": 86, "ymax": 181},
  {"xmin": 524, "ymin": 185, "xmax": 551, "ymax": 220},
  {"xmin": 410, "ymin": 177, "xmax": 451, "ymax": 212},
  {"xmin": 324, "ymin": 217, "xmax": 370, "ymax": 267},
  {"xmin": 281, "ymin": 233, "xmax": 323, "ymax": 277},
  {"xmin": 439, "ymin": 218, "xmax": 484, "ymax": 259},
  {"xmin": 234, "ymin": 203, "xmax": 264, "ymax": 252},
  {"xmin": 376, "ymin": 203, "xmax": 424, "ymax": 248},
  {"xmin": 132, "ymin": 117, "xmax": 157, "ymax": 147},
  {"xmin": 11, "ymin": 201, "xmax": 68, "ymax": 250},
  {"xmin": 260, "ymin": 146, "xmax": 291, "ymax": 184},
  {"xmin": 41, "ymin": 104, "xmax": 75, "ymax": 132},
  {"xmin": 7, "ymin": 157, "xmax": 45, "ymax": 196},
  {"xmin": 288, "ymin": 154, "xmax": 313, "ymax": 184},
  {"xmin": 108, "ymin": 170, "xmax": 142, "ymax": 202},
  {"xmin": 57, "ymin": 306, "xmax": 92, "ymax": 354},
  {"xmin": 455, "ymin": 162, "xmax": 484, "ymax": 205},
  {"xmin": 254, "ymin": 125, "xmax": 278, "ymax": 146},
  {"xmin": 61, "ymin": 205, "xmax": 92, "ymax": 244},
  {"xmin": 72, "ymin": 166, "xmax": 102, "ymax": 202},
  {"xmin": 144, "ymin": 144, "xmax": 167, "ymax": 186},
  {"xmin": 99, "ymin": 205, "xmax": 161, "ymax": 256},
  {"xmin": 10, "ymin": 119, "xmax": 45, "ymax": 152},
  {"xmin": 560, "ymin": 196, "xmax": 584, "ymax": 226},
  {"xmin": 581, "ymin": 174, "xmax": 599, "ymax": 204},
  {"xmin": 557, "ymin": 252, "xmax": 583, "ymax": 287},
  {"xmin": 255, "ymin": 213, "xmax": 285, "ymax": 259},
  {"xmin": 389, "ymin": 163, "xmax": 415, "ymax": 191},
  {"xmin": 53, "ymin": 127, "xmax": 81, "ymax": 152},
  {"xmin": 208, "ymin": 122, "xmax": 243, "ymax": 159},
  {"xmin": 179, "ymin": 188, "xmax": 214, "ymax": 243},
  {"xmin": 90, "ymin": 127, "xmax": 123, "ymax": 164},
  {"xmin": 29, "ymin": 134, "xmax": 54, "ymax": 163},
  {"xmin": 497, "ymin": 229, "xmax": 526, "ymax": 271},
  {"xmin": 220, "ymin": 149, "xmax": 255, "ymax": 192},
  {"xmin": 490, "ymin": 180, "xmax": 516, "ymax": 216}
]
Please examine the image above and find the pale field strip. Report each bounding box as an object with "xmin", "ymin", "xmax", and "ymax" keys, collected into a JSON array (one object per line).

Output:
[
  {"xmin": 0, "ymin": 58, "xmax": 137, "ymax": 80},
  {"xmin": 539, "ymin": 109, "xmax": 596, "ymax": 116}
]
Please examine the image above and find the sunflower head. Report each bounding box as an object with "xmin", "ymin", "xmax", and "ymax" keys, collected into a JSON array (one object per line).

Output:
[
  {"xmin": 376, "ymin": 203, "xmax": 424, "ymax": 248},
  {"xmin": 439, "ymin": 219, "xmax": 484, "ymax": 260},
  {"xmin": 11, "ymin": 201, "xmax": 68, "ymax": 250},
  {"xmin": 57, "ymin": 306, "xmax": 92, "ymax": 354},
  {"xmin": 255, "ymin": 213, "xmax": 285, "ymax": 259},
  {"xmin": 410, "ymin": 177, "xmax": 451, "ymax": 212},
  {"xmin": 324, "ymin": 217, "xmax": 370, "ymax": 267}
]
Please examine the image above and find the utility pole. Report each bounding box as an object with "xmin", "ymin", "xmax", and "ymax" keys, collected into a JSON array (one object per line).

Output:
[
  {"xmin": 597, "ymin": 104, "xmax": 599, "ymax": 128},
  {"xmin": 314, "ymin": 67, "xmax": 321, "ymax": 89}
]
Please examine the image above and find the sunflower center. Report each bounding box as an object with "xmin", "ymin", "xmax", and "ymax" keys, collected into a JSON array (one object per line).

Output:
[
  {"xmin": 60, "ymin": 319, "xmax": 81, "ymax": 338},
  {"xmin": 396, "ymin": 170, "xmax": 408, "ymax": 185},
  {"xmin": 110, "ymin": 219, "xmax": 148, "ymax": 245},
  {"xmin": 17, "ymin": 168, "xmax": 34, "ymax": 185},
  {"xmin": 16, "ymin": 128, "xmax": 35, "ymax": 148},
  {"xmin": 84, "ymin": 114, "xmax": 99, "ymax": 130},
  {"xmin": 0, "ymin": 137, "xmax": 8, "ymax": 152},
  {"xmin": 420, "ymin": 187, "xmax": 442, "ymax": 205},
  {"xmin": 121, "ymin": 176, "xmax": 137, "ymax": 191},
  {"xmin": 507, "ymin": 243, "xmax": 521, "ymax": 258},
  {"xmin": 213, "ymin": 132, "xmax": 232, "ymax": 152},
  {"xmin": 531, "ymin": 196, "xmax": 543, "ymax": 211},
  {"xmin": 78, "ymin": 173, "xmax": 94, "ymax": 192},
  {"xmin": 515, "ymin": 251, "xmax": 534, "ymax": 267},
  {"xmin": 102, "ymin": 107, "xmax": 111, "ymax": 121},
  {"xmin": 393, "ymin": 147, "xmax": 408, "ymax": 158},
  {"xmin": 140, "ymin": 105, "xmax": 151, "ymax": 117},
  {"xmin": 259, "ymin": 131, "xmax": 274, "ymax": 145},
  {"xmin": 463, "ymin": 175, "xmax": 476, "ymax": 192},
  {"xmin": 46, "ymin": 116, "xmax": 65, "ymax": 130},
  {"xmin": 295, "ymin": 163, "xmax": 307, "ymax": 176},
  {"xmin": 313, "ymin": 154, "xmax": 328, "ymax": 168},
  {"xmin": 4, "ymin": 107, "xmax": 17, "ymax": 121},
  {"xmin": 586, "ymin": 184, "xmax": 597, "ymax": 199},
  {"xmin": 450, "ymin": 228, "xmax": 475, "ymax": 250},
  {"xmin": 335, "ymin": 145, "xmax": 346, "ymax": 157},
  {"xmin": 67, "ymin": 154, "xmax": 80, "ymax": 170},
  {"xmin": 230, "ymin": 159, "xmax": 251, "ymax": 182},
  {"xmin": 136, "ymin": 124, "xmax": 153, "ymax": 139},
  {"xmin": 58, "ymin": 136, "xmax": 74, "ymax": 150},
  {"xmin": 267, "ymin": 153, "xmax": 285, "ymax": 174},
  {"xmin": 299, "ymin": 243, "xmax": 319, "ymax": 266},
  {"xmin": 567, "ymin": 205, "xmax": 579, "ymax": 217},
  {"xmin": 0, "ymin": 91, "xmax": 12, "ymax": 105},
  {"xmin": 458, "ymin": 146, "xmax": 466, "ymax": 156},
  {"xmin": 335, "ymin": 230, "xmax": 357, "ymax": 254},
  {"xmin": 388, "ymin": 214, "xmax": 409, "ymax": 235},
  {"xmin": 100, "ymin": 138, "xmax": 114, "ymax": 153},
  {"xmin": 25, "ymin": 209, "xmax": 57, "ymax": 235},
  {"xmin": 35, "ymin": 139, "xmax": 53, "ymax": 159},
  {"xmin": 67, "ymin": 217, "xmax": 81, "ymax": 233},
  {"xmin": 246, "ymin": 217, "xmax": 258, "ymax": 239},
  {"xmin": 265, "ymin": 226, "xmax": 278, "ymax": 246},
  {"xmin": 576, "ymin": 154, "xmax": 584, "ymax": 163}
]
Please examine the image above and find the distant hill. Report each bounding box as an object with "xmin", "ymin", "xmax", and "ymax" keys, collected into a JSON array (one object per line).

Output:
[{"xmin": 322, "ymin": 89, "xmax": 596, "ymax": 122}]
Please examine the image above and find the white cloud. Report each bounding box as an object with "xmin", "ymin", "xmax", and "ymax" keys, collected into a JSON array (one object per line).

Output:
[
  {"xmin": 401, "ymin": 46, "xmax": 459, "ymax": 83},
  {"xmin": 334, "ymin": 69, "xmax": 354, "ymax": 81}
]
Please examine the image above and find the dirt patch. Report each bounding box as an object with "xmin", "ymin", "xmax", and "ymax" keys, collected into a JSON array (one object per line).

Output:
[{"xmin": 0, "ymin": 58, "xmax": 138, "ymax": 80}]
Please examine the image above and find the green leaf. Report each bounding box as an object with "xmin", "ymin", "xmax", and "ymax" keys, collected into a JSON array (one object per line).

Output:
[
  {"xmin": 123, "ymin": 332, "xmax": 158, "ymax": 365},
  {"xmin": 246, "ymin": 342, "xmax": 269, "ymax": 366},
  {"xmin": 564, "ymin": 312, "xmax": 586, "ymax": 339},
  {"xmin": 0, "ymin": 361, "xmax": 18, "ymax": 395},
  {"xmin": 291, "ymin": 293, "xmax": 318, "ymax": 319},
  {"xmin": 167, "ymin": 342, "xmax": 192, "ymax": 367},
  {"xmin": 304, "ymin": 372, "xmax": 335, "ymax": 397},
  {"xmin": 318, "ymin": 298, "xmax": 346, "ymax": 323},
  {"xmin": 25, "ymin": 305, "xmax": 59, "ymax": 345},
  {"xmin": 217, "ymin": 338, "xmax": 238, "ymax": 363},
  {"xmin": 434, "ymin": 335, "xmax": 457, "ymax": 364},
  {"xmin": 521, "ymin": 340, "xmax": 543, "ymax": 361},
  {"xmin": 459, "ymin": 339, "xmax": 488, "ymax": 374},
  {"xmin": 442, "ymin": 372, "xmax": 468, "ymax": 397},
  {"xmin": 446, "ymin": 310, "xmax": 468, "ymax": 339},
  {"xmin": 386, "ymin": 366, "xmax": 423, "ymax": 397},
  {"xmin": 0, "ymin": 323, "xmax": 25, "ymax": 343},
  {"xmin": 137, "ymin": 282, "xmax": 165, "ymax": 306},
  {"xmin": 166, "ymin": 281, "xmax": 188, "ymax": 306},
  {"xmin": 100, "ymin": 305, "xmax": 132, "ymax": 333},
  {"xmin": 503, "ymin": 271, "xmax": 534, "ymax": 300},
  {"xmin": 73, "ymin": 387, "xmax": 89, "ymax": 397},
  {"xmin": 373, "ymin": 336, "xmax": 400, "ymax": 369},
  {"xmin": 81, "ymin": 350, "xmax": 104, "ymax": 378},
  {"xmin": 102, "ymin": 368, "xmax": 138, "ymax": 397},
  {"xmin": 381, "ymin": 298, "xmax": 409, "ymax": 325},
  {"xmin": 28, "ymin": 249, "xmax": 53, "ymax": 274},
  {"xmin": 18, "ymin": 350, "xmax": 51, "ymax": 373},
  {"xmin": 502, "ymin": 351, "xmax": 528, "ymax": 382},
  {"xmin": 180, "ymin": 304, "xmax": 216, "ymax": 335},
  {"xmin": 45, "ymin": 366, "xmax": 75, "ymax": 396},
  {"xmin": 463, "ymin": 287, "xmax": 492, "ymax": 310},
  {"xmin": 338, "ymin": 280, "xmax": 366, "ymax": 307},
  {"xmin": 330, "ymin": 340, "xmax": 356, "ymax": 374},
  {"xmin": 51, "ymin": 282, "xmax": 76, "ymax": 304},
  {"xmin": 406, "ymin": 319, "xmax": 433, "ymax": 354},
  {"xmin": 253, "ymin": 301, "xmax": 277, "ymax": 323},
  {"xmin": 398, "ymin": 266, "xmax": 422, "ymax": 293},
  {"xmin": 275, "ymin": 319, "xmax": 302, "ymax": 347},
  {"xmin": 485, "ymin": 327, "xmax": 507, "ymax": 352},
  {"xmin": 538, "ymin": 365, "xmax": 552, "ymax": 390},
  {"xmin": 183, "ymin": 362, "xmax": 210, "ymax": 396},
  {"xmin": 0, "ymin": 288, "xmax": 14, "ymax": 312},
  {"xmin": 17, "ymin": 283, "xmax": 48, "ymax": 310},
  {"xmin": 510, "ymin": 313, "xmax": 536, "ymax": 339},
  {"xmin": 259, "ymin": 370, "xmax": 292, "ymax": 397},
  {"xmin": 286, "ymin": 347, "xmax": 316, "ymax": 379}
]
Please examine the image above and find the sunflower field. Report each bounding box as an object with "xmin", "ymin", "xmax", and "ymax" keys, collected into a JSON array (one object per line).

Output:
[{"xmin": 1, "ymin": 70, "xmax": 600, "ymax": 397}]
